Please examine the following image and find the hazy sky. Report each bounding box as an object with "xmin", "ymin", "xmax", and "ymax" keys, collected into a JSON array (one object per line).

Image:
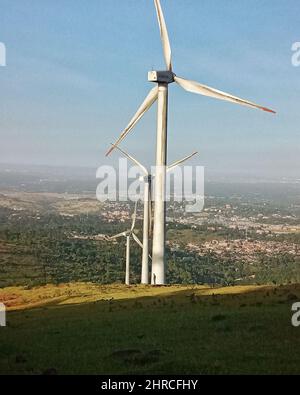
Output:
[{"xmin": 0, "ymin": 0, "xmax": 299, "ymax": 179}]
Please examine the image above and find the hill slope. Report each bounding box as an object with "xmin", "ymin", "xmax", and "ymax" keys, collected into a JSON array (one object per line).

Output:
[{"xmin": 0, "ymin": 283, "xmax": 300, "ymax": 375}]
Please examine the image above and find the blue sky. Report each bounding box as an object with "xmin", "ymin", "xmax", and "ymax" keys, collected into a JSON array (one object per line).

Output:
[{"xmin": 0, "ymin": 0, "xmax": 299, "ymax": 179}]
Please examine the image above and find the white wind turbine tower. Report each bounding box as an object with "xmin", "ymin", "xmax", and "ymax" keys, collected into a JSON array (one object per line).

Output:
[
  {"xmin": 106, "ymin": 0, "xmax": 275, "ymax": 285},
  {"xmin": 109, "ymin": 201, "xmax": 143, "ymax": 286},
  {"xmin": 112, "ymin": 144, "xmax": 197, "ymax": 285}
]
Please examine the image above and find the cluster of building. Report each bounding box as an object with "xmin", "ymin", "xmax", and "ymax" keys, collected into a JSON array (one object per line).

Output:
[
  {"xmin": 63, "ymin": 200, "xmax": 299, "ymax": 264},
  {"xmin": 167, "ymin": 201, "xmax": 299, "ymax": 235},
  {"xmin": 186, "ymin": 239, "xmax": 299, "ymax": 262},
  {"xmin": 100, "ymin": 202, "xmax": 132, "ymax": 223}
]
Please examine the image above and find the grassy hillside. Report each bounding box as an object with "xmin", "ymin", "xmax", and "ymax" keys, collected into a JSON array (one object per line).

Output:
[{"xmin": 1, "ymin": 283, "xmax": 300, "ymax": 375}]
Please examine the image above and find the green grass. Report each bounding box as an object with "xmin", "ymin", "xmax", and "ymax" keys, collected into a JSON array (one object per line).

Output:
[{"xmin": 0, "ymin": 283, "xmax": 300, "ymax": 375}]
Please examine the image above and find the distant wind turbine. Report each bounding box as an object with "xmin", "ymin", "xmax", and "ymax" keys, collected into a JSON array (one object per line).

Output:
[
  {"xmin": 112, "ymin": 144, "xmax": 198, "ymax": 284},
  {"xmin": 106, "ymin": 0, "xmax": 275, "ymax": 285},
  {"xmin": 109, "ymin": 201, "xmax": 143, "ymax": 286}
]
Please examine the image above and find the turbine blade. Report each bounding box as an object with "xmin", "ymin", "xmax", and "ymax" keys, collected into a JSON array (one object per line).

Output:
[
  {"xmin": 106, "ymin": 87, "xmax": 159, "ymax": 156},
  {"xmin": 131, "ymin": 201, "xmax": 138, "ymax": 231},
  {"xmin": 154, "ymin": 0, "xmax": 172, "ymax": 71},
  {"xmin": 112, "ymin": 145, "xmax": 148, "ymax": 176},
  {"xmin": 109, "ymin": 231, "xmax": 127, "ymax": 240},
  {"xmin": 167, "ymin": 151, "xmax": 198, "ymax": 173},
  {"xmin": 175, "ymin": 76, "xmax": 276, "ymax": 114},
  {"xmin": 132, "ymin": 233, "xmax": 143, "ymax": 250}
]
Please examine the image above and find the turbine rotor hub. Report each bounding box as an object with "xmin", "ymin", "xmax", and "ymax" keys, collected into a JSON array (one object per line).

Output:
[{"xmin": 148, "ymin": 70, "xmax": 175, "ymax": 84}]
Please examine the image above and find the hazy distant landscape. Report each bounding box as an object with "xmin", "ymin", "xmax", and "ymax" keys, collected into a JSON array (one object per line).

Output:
[{"xmin": 0, "ymin": 164, "xmax": 299, "ymax": 289}]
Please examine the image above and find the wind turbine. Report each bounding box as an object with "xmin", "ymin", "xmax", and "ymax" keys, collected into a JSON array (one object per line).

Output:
[
  {"xmin": 106, "ymin": 0, "xmax": 275, "ymax": 285},
  {"xmin": 109, "ymin": 201, "xmax": 143, "ymax": 286},
  {"xmin": 112, "ymin": 144, "xmax": 198, "ymax": 285}
]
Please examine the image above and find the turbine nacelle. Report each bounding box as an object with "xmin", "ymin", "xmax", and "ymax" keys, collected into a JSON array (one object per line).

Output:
[{"xmin": 148, "ymin": 70, "xmax": 175, "ymax": 84}]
